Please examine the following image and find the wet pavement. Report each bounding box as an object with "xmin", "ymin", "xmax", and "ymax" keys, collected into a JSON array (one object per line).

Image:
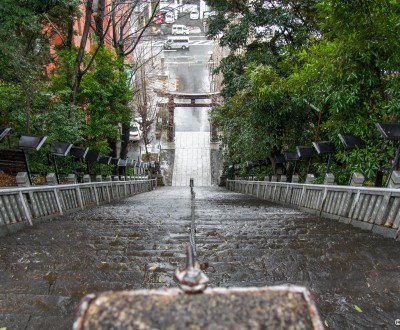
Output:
[
  {"xmin": 0, "ymin": 186, "xmax": 399, "ymax": 329},
  {"xmin": 172, "ymin": 132, "xmax": 218, "ymax": 186}
]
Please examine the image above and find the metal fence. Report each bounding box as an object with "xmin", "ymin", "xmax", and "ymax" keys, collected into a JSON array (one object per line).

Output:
[
  {"xmin": 226, "ymin": 180, "xmax": 400, "ymax": 239},
  {"xmin": 0, "ymin": 179, "xmax": 156, "ymax": 237}
]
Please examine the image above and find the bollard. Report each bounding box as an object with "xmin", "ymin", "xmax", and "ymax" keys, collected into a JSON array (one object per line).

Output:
[
  {"xmin": 271, "ymin": 175, "xmax": 278, "ymax": 182},
  {"xmin": 349, "ymin": 172, "xmax": 364, "ymax": 187},
  {"xmin": 67, "ymin": 174, "xmax": 77, "ymax": 184},
  {"xmin": 119, "ymin": 176, "xmax": 126, "ymax": 181},
  {"xmin": 324, "ymin": 173, "xmax": 335, "ymax": 185},
  {"xmin": 112, "ymin": 176, "xmax": 119, "ymax": 181},
  {"xmin": 105, "ymin": 175, "xmax": 112, "ymax": 182},
  {"xmin": 280, "ymin": 175, "xmax": 287, "ymax": 182},
  {"xmin": 305, "ymin": 174, "xmax": 315, "ymax": 184},
  {"xmin": 83, "ymin": 174, "xmax": 91, "ymax": 183},
  {"xmin": 73, "ymin": 286, "xmax": 324, "ymax": 329},
  {"xmin": 95, "ymin": 175, "xmax": 102, "ymax": 182},
  {"xmin": 291, "ymin": 174, "xmax": 299, "ymax": 183},
  {"xmin": 388, "ymin": 171, "xmax": 400, "ymax": 189},
  {"xmin": 264, "ymin": 176, "xmax": 270, "ymax": 182},
  {"xmin": 46, "ymin": 173, "xmax": 57, "ymax": 186},
  {"xmin": 16, "ymin": 172, "xmax": 30, "ymax": 187}
]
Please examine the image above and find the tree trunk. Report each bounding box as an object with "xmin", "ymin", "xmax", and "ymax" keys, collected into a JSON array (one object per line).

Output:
[
  {"xmin": 69, "ymin": 0, "xmax": 93, "ymax": 113},
  {"xmin": 94, "ymin": 0, "xmax": 105, "ymax": 45},
  {"xmin": 66, "ymin": 5, "xmax": 74, "ymax": 49},
  {"xmin": 120, "ymin": 123, "xmax": 130, "ymax": 159},
  {"xmin": 26, "ymin": 89, "xmax": 31, "ymax": 134}
]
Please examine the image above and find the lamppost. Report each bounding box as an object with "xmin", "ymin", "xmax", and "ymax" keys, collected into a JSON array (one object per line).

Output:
[{"xmin": 18, "ymin": 135, "xmax": 48, "ymax": 185}]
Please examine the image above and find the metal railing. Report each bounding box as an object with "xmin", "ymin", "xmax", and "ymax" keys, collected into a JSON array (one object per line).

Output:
[
  {"xmin": 0, "ymin": 179, "xmax": 157, "ymax": 237},
  {"xmin": 226, "ymin": 180, "xmax": 400, "ymax": 239}
]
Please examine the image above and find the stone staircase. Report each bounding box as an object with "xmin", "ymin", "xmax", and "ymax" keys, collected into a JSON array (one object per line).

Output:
[{"xmin": 0, "ymin": 186, "xmax": 400, "ymax": 329}]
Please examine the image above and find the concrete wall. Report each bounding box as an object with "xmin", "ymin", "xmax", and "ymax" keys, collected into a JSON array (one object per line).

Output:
[
  {"xmin": 0, "ymin": 179, "xmax": 157, "ymax": 237},
  {"xmin": 226, "ymin": 180, "xmax": 400, "ymax": 239}
]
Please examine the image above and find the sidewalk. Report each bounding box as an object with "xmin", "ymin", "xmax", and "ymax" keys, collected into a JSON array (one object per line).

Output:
[{"xmin": 172, "ymin": 132, "xmax": 212, "ymax": 186}]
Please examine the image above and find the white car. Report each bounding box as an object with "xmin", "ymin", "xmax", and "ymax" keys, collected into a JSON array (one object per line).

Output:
[
  {"xmin": 171, "ymin": 24, "xmax": 189, "ymax": 35},
  {"xmin": 163, "ymin": 36, "xmax": 190, "ymax": 50},
  {"xmin": 165, "ymin": 12, "xmax": 174, "ymax": 23},
  {"xmin": 190, "ymin": 10, "xmax": 199, "ymax": 19},
  {"xmin": 203, "ymin": 11, "xmax": 216, "ymax": 20},
  {"xmin": 129, "ymin": 122, "xmax": 142, "ymax": 142}
]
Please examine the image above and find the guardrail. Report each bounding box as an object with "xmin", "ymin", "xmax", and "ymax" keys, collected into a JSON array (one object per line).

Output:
[
  {"xmin": 226, "ymin": 180, "xmax": 400, "ymax": 239},
  {"xmin": 0, "ymin": 179, "xmax": 157, "ymax": 237}
]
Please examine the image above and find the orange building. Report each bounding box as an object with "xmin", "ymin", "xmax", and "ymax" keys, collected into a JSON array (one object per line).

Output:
[{"xmin": 44, "ymin": 0, "xmax": 133, "ymax": 75}]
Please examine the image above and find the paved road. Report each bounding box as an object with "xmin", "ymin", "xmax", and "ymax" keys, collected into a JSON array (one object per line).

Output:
[{"xmin": 0, "ymin": 186, "xmax": 399, "ymax": 329}]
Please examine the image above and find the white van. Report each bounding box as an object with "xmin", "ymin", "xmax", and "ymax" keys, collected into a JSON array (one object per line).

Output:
[
  {"xmin": 163, "ymin": 36, "xmax": 190, "ymax": 50},
  {"xmin": 171, "ymin": 24, "xmax": 189, "ymax": 35},
  {"xmin": 165, "ymin": 12, "xmax": 174, "ymax": 23}
]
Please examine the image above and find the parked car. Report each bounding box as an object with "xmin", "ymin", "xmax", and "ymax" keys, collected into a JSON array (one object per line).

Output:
[
  {"xmin": 190, "ymin": 10, "xmax": 199, "ymax": 19},
  {"xmin": 203, "ymin": 11, "xmax": 216, "ymax": 20},
  {"xmin": 129, "ymin": 122, "xmax": 142, "ymax": 142},
  {"xmin": 171, "ymin": 24, "xmax": 189, "ymax": 35},
  {"xmin": 152, "ymin": 11, "xmax": 164, "ymax": 24},
  {"xmin": 165, "ymin": 11, "xmax": 174, "ymax": 23},
  {"xmin": 163, "ymin": 36, "xmax": 190, "ymax": 50}
]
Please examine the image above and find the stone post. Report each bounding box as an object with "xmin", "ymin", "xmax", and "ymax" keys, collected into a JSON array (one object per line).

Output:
[
  {"xmin": 280, "ymin": 175, "xmax": 287, "ymax": 183},
  {"xmin": 45, "ymin": 173, "xmax": 57, "ymax": 186},
  {"xmin": 291, "ymin": 175, "xmax": 299, "ymax": 183},
  {"xmin": 388, "ymin": 171, "xmax": 400, "ymax": 189},
  {"xmin": 350, "ymin": 172, "xmax": 364, "ymax": 187},
  {"xmin": 324, "ymin": 173, "xmax": 335, "ymax": 185},
  {"xmin": 83, "ymin": 174, "xmax": 91, "ymax": 183},
  {"xmin": 67, "ymin": 174, "xmax": 77, "ymax": 184},
  {"xmin": 16, "ymin": 172, "xmax": 31, "ymax": 187},
  {"xmin": 96, "ymin": 175, "xmax": 102, "ymax": 182},
  {"xmin": 305, "ymin": 174, "xmax": 315, "ymax": 184}
]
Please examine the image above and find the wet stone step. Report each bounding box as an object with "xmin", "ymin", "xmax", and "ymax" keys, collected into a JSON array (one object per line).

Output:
[
  {"xmin": 0, "ymin": 293, "xmax": 73, "ymax": 315},
  {"xmin": 1, "ymin": 186, "xmax": 400, "ymax": 329},
  {"xmin": 0, "ymin": 313, "xmax": 74, "ymax": 330}
]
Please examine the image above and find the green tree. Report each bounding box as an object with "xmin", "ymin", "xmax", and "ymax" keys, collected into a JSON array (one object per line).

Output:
[
  {"xmin": 289, "ymin": 0, "xmax": 400, "ymax": 183},
  {"xmin": 78, "ymin": 46, "xmax": 132, "ymax": 155}
]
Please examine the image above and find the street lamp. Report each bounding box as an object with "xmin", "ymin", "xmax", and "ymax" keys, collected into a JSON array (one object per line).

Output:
[
  {"xmin": 0, "ymin": 127, "xmax": 11, "ymax": 142},
  {"xmin": 338, "ymin": 133, "xmax": 365, "ymax": 151},
  {"xmin": 284, "ymin": 151, "xmax": 300, "ymax": 179},
  {"xmin": 18, "ymin": 135, "xmax": 48, "ymax": 185},
  {"xmin": 376, "ymin": 122, "xmax": 400, "ymax": 187},
  {"xmin": 296, "ymin": 146, "xmax": 314, "ymax": 175},
  {"xmin": 70, "ymin": 146, "xmax": 89, "ymax": 180},
  {"xmin": 337, "ymin": 133, "xmax": 366, "ymax": 186},
  {"xmin": 312, "ymin": 141, "xmax": 335, "ymax": 173},
  {"xmin": 50, "ymin": 142, "xmax": 73, "ymax": 184},
  {"xmin": 86, "ymin": 150, "xmax": 100, "ymax": 176}
]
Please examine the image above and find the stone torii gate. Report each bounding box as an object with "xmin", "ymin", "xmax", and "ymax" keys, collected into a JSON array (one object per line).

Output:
[{"xmin": 155, "ymin": 90, "xmax": 221, "ymax": 142}]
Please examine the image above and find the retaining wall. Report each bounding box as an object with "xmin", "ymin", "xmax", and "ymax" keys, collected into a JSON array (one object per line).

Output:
[
  {"xmin": 0, "ymin": 179, "xmax": 156, "ymax": 237},
  {"xmin": 226, "ymin": 180, "xmax": 400, "ymax": 239}
]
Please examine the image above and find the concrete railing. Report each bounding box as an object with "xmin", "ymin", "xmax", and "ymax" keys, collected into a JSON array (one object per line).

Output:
[
  {"xmin": 0, "ymin": 179, "xmax": 157, "ymax": 237},
  {"xmin": 226, "ymin": 180, "xmax": 400, "ymax": 239}
]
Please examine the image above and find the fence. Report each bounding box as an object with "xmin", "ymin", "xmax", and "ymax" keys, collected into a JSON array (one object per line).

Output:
[
  {"xmin": 226, "ymin": 180, "xmax": 400, "ymax": 239},
  {"xmin": 0, "ymin": 179, "xmax": 156, "ymax": 237}
]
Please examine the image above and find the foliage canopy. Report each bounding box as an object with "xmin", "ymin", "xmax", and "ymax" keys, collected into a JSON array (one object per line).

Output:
[{"xmin": 208, "ymin": 0, "xmax": 400, "ymax": 184}]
